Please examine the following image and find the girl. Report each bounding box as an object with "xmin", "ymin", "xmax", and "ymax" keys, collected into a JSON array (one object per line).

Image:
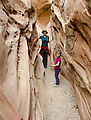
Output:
[{"xmin": 51, "ymin": 52, "xmax": 61, "ymax": 87}]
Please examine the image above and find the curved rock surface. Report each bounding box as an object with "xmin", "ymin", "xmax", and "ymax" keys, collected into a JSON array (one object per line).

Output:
[
  {"xmin": 33, "ymin": 0, "xmax": 52, "ymax": 28},
  {"xmin": 0, "ymin": 0, "xmax": 43, "ymax": 120},
  {"xmin": 48, "ymin": 0, "xmax": 91, "ymax": 120},
  {"xmin": 0, "ymin": 0, "xmax": 91, "ymax": 120}
]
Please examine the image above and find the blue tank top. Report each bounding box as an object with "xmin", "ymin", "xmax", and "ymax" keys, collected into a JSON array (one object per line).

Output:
[{"xmin": 40, "ymin": 35, "xmax": 49, "ymax": 47}]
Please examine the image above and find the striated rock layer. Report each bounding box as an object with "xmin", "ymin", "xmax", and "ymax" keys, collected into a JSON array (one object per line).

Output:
[
  {"xmin": 0, "ymin": 0, "xmax": 91, "ymax": 120},
  {"xmin": 0, "ymin": 0, "xmax": 43, "ymax": 120},
  {"xmin": 48, "ymin": 0, "xmax": 91, "ymax": 120},
  {"xmin": 33, "ymin": 0, "xmax": 52, "ymax": 29}
]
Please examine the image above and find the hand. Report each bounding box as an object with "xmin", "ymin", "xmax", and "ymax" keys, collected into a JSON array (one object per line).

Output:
[
  {"xmin": 50, "ymin": 65, "xmax": 53, "ymax": 67},
  {"xmin": 49, "ymin": 39, "xmax": 53, "ymax": 43},
  {"xmin": 50, "ymin": 67, "xmax": 54, "ymax": 72}
]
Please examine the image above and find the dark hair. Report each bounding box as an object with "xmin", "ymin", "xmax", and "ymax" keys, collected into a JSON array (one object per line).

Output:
[
  {"xmin": 42, "ymin": 30, "xmax": 48, "ymax": 34},
  {"xmin": 57, "ymin": 52, "xmax": 61, "ymax": 56}
]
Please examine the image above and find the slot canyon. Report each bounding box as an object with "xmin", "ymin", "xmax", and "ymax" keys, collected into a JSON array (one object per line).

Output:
[{"xmin": 0, "ymin": 0, "xmax": 91, "ymax": 120}]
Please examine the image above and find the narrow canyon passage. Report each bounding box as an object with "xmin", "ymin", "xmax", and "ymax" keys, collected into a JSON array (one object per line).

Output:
[
  {"xmin": 0, "ymin": 0, "xmax": 91, "ymax": 120},
  {"xmin": 36, "ymin": 60, "xmax": 81, "ymax": 120}
]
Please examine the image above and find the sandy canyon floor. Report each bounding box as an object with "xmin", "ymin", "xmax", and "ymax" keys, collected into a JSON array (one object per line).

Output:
[{"xmin": 41, "ymin": 63, "xmax": 81, "ymax": 120}]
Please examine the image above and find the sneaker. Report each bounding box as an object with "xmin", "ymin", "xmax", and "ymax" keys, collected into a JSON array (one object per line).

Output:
[
  {"xmin": 53, "ymin": 84, "xmax": 59, "ymax": 87},
  {"xmin": 50, "ymin": 82, "xmax": 56, "ymax": 85}
]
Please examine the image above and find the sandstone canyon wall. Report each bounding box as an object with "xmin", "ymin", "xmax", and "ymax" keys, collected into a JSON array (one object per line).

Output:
[
  {"xmin": 0, "ymin": 0, "xmax": 91, "ymax": 120},
  {"xmin": 0, "ymin": 0, "xmax": 43, "ymax": 120},
  {"xmin": 49, "ymin": 0, "xmax": 91, "ymax": 120},
  {"xmin": 33, "ymin": 0, "xmax": 52, "ymax": 29}
]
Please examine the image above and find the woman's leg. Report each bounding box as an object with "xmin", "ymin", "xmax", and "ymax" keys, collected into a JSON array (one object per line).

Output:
[
  {"xmin": 42, "ymin": 52, "xmax": 45, "ymax": 68},
  {"xmin": 43, "ymin": 50, "xmax": 48, "ymax": 68},
  {"xmin": 42, "ymin": 51, "xmax": 47, "ymax": 68},
  {"xmin": 45, "ymin": 52, "xmax": 48, "ymax": 68},
  {"xmin": 55, "ymin": 69, "xmax": 60, "ymax": 85}
]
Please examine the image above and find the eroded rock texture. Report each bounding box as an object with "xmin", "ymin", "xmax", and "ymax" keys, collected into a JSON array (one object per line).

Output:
[
  {"xmin": 0, "ymin": 0, "xmax": 43, "ymax": 120},
  {"xmin": 33, "ymin": 0, "xmax": 52, "ymax": 29},
  {"xmin": 49, "ymin": 0, "xmax": 91, "ymax": 120},
  {"xmin": 0, "ymin": 0, "xmax": 91, "ymax": 120}
]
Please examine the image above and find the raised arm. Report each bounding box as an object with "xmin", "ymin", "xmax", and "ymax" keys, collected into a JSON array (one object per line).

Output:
[
  {"xmin": 39, "ymin": 36, "xmax": 41, "ymax": 39},
  {"xmin": 49, "ymin": 39, "xmax": 53, "ymax": 43},
  {"xmin": 48, "ymin": 36, "xmax": 53, "ymax": 43}
]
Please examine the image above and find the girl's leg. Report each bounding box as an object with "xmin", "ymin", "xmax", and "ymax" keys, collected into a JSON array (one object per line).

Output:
[{"xmin": 55, "ymin": 69, "xmax": 60, "ymax": 85}]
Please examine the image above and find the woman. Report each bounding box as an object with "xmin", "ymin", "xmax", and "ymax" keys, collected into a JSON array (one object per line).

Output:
[{"xmin": 39, "ymin": 30, "xmax": 53, "ymax": 68}]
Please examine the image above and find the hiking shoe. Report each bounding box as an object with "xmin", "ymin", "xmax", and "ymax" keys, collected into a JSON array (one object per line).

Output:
[{"xmin": 53, "ymin": 84, "xmax": 59, "ymax": 87}]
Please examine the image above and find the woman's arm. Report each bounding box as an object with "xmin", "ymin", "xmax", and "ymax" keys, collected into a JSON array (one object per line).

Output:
[
  {"xmin": 49, "ymin": 39, "xmax": 53, "ymax": 43},
  {"xmin": 48, "ymin": 36, "xmax": 53, "ymax": 43},
  {"xmin": 39, "ymin": 37, "xmax": 41, "ymax": 39}
]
